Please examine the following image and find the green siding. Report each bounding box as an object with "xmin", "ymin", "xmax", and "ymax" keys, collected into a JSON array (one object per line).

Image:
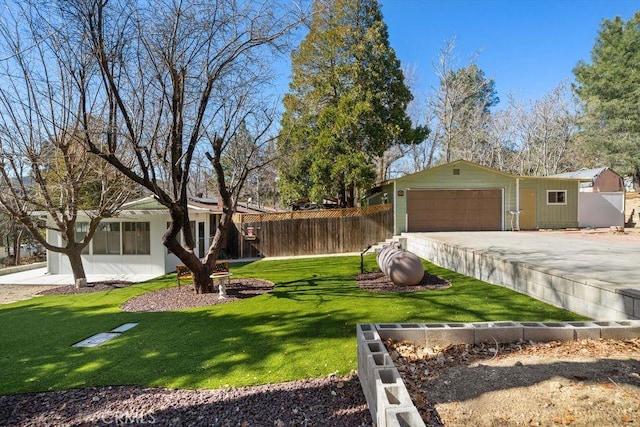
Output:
[
  {"xmin": 366, "ymin": 161, "xmax": 580, "ymax": 233},
  {"xmin": 520, "ymin": 178, "xmax": 579, "ymax": 229},
  {"xmin": 393, "ymin": 162, "xmax": 518, "ymax": 233}
]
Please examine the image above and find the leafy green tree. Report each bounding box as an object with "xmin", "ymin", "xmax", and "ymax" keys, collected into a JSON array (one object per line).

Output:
[
  {"xmin": 573, "ymin": 12, "xmax": 640, "ymax": 184},
  {"xmin": 278, "ymin": 0, "xmax": 427, "ymax": 207}
]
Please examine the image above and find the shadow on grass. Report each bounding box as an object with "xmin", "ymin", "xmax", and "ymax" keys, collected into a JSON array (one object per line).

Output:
[{"xmin": 0, "ymin": 255, "xmax": 586, "ymax": 395}]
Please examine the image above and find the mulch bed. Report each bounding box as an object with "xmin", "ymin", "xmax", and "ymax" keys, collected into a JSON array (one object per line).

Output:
[
  {"xmin": 37, "ymin": 280, "xmax": 135, "ymax": 295},
  {"xmin": 356, "ymin": 271, "xmax": 451, "ymax": 293},
  {"xmin": 120, "ymin": 279, "xmax": 274, "ymax": 312}
]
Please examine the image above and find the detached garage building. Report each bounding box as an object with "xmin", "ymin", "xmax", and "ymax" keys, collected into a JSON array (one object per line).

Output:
[{"xmin": 367, "ymin": 160, "xmax": 581, "ymax": 234}]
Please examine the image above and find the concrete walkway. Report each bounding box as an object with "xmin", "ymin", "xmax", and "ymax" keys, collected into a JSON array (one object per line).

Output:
[
  {"xmin": 405, "ymin": 230, "xmax": 640, "ymax": 319},
  {"xmin": 0, "ymin": 268, "xmax": 160, "ymax": 286}
]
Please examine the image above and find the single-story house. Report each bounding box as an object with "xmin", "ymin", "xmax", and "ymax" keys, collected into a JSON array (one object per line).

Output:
[
  {"xmin": 549, "ymin": 167, "xmax": 625, "ymax": 228},
  {"xmin": 46, "ymin": 196, "xmax": 269, "ymax": 276},
  {"xmin": 366, "ymin": 160, "xmax": 582, "ymax": 234}
]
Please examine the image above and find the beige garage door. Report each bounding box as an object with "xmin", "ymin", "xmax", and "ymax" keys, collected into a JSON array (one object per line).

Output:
[{"xmin": 407, "ymin": 189, "xmax": 502, "ymax": 232}]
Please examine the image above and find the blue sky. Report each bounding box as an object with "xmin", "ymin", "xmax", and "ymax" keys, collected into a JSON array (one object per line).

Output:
[{"xmin": 378, "ymin": 0, "xmax": 639, "ymax": 103}]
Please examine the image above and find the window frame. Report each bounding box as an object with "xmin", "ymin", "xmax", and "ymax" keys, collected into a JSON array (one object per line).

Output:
[
  {"xmin": 546, "ymin": 190, "xmax": 567, "ymax": 205},
  {"xmin": 122, "ymin": 222, "xmax": 151, "ymax": 255},
  {"xmin": 93, "ymin": 222, "xmax": 122, "ymax": 255},
  {"xmin": 74, "ymin": 222, "xmax": 90, "ymax": 254}
]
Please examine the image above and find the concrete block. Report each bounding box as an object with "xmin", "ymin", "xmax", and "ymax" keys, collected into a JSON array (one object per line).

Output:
[
  {"xmin": 522, "ymin": 322, "xmax": 575, "ymax": 342},
  {"xmin": 357, "ymin": 323, "xmax": 380, "ymax": 341},
  {"xmin": 358, "ymin": 339, "xmax": 386, "ymax": 379},
  {"xmin": 376, "ymin": 323, "xmax": 426, "ymax": 345},
  {"xmin": 384, "ymin": 406, "xmax": 426, "ymax": 427},
  {"xmin": 374, "ymin": 368, "xmax": 413, "ymax": 427},
  {"xmin": 595, "ymin": 320, "xmax": 640, "ymax": 339},
  {"xmin": 542, "ymin": 286, "xmax": 567, "ymax": 307},
  {"xmin": 472, "ymin": 321, "xmax": 523, "ymax": 344},
  {"xmin": 572, "ymin": 283, "xmax": 601, "ymax": 304},
  {"xmin": 423, "ymin": 323, "xmax": 474, "ymax": 348},
  {"xmin": 548, "ymin": 274, "xmax": 574, "ymax": 295},
  {"xmin": 363, "ymin": 353, "xmax": 394, "ymax": 394},
  {"xmin": 566, "ymin": 322, "xmax": 601, "ymax": 339},
  {"xmin": 600, "ymin": 290, "xmax": 630, "ymax": 313}
]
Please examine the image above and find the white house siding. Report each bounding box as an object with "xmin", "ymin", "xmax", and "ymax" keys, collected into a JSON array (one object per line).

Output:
[
  {"xmin": 579, "ymin": 192, "xmax": 625, "ymax": 228},
  {"xmin": 164, "ymin": 212, "xmax": 210, "ymax": 274},
  {"xmin": 47, "ymin": 217, "xmax": 167, "ymax": 276}
]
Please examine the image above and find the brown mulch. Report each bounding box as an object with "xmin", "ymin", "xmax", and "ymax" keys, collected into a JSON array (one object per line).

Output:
[
  {"xmin": 37, "ymin": 280, "xmax": 134, "ymax": 295},
  {"xmin": 355, "ymin": 271, "xmax": 451, "ymax": 292},
  {"xmin": 120, "ymin": 278, "xmax": 274, "ymax": 312}
]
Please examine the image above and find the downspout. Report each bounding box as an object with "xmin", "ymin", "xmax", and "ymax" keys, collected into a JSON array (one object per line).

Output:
[
  {"xmin": 516, "ymin": 178, "xmax": 520, "ymax": 231},
  {"xmin": 393, "ymin": 180, "xmax": 398, "ymax": 235}
]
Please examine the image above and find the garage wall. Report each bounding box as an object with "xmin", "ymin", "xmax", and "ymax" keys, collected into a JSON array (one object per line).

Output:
[
  {"xmin": 406, "ymin": 189, "xmax": 503, "ymax": 231},
  {"xmin": 393, "ymin": 162, "xmax": 516, "ymax": 233},
  {"xmin": 521, "ymin": 178, "xmax": 579, "ymax": 229}
]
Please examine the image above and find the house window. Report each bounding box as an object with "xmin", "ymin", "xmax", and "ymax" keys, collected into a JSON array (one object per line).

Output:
[
  {"xmin": 547, "ymin": 190, "xmax": 567, "ymax": 205},
  {"xmin": 93, "ymin": 223, "xmax": 121, "ymax": 255},
  {"xmin": 122, "ymin": 222, "xmax": 150, "ymax": 255},
  {"xmin": 75, "ymin": 222, "xmax": 90, "ymax": 254},
  {"xmin": 198, "ymin": 222, "xmax": 205, "ymax": 258}
]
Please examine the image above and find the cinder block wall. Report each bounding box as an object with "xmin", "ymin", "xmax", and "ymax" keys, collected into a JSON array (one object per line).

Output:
[
  {"xmin": 357, "ymin": 321, "xmax": 640, "ymax": 427},
  {"xmin": 404, "ymin": 235, "xmax": 639, "ymax": 320}
]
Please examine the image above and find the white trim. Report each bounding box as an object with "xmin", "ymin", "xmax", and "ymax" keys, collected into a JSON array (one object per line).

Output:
[{"xmin": 546, "ymin": 190, "xmax": 568, "ymax": 205}]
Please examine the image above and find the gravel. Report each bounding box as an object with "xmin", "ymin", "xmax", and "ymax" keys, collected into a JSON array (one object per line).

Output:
[
  {"xmin": 0, "ymin": 374, "xmax": 371, "ymax": 426},
  {"xmin": 356, "ymin": 271, "xmax": 450, "ymax": 293},
  {"xmin": 120, "ymin": 279, "xmax": 274, "ymax": 312}
]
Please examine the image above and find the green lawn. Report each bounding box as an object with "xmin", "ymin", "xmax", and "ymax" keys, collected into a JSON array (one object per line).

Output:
[{"xmin": 0, "ymin": 255, "xmax": 586, "ymax": 395}]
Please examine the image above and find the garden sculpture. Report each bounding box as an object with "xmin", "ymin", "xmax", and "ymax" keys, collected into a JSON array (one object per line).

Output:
[{"xmin": 376, "ymin": 244, "xmax": 424, "ymax": 286}]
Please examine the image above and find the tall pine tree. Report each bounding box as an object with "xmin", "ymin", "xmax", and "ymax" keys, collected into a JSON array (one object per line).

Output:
[
  {"xmin": 573, "ymin": 12, "xmax": 640, "ymax": 184},
  {"xmin": 278, "ymin": 0, "xmax": 426, "ymax": 207}
]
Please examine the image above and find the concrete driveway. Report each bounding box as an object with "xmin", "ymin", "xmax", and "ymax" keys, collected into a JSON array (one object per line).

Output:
[
  {"xmin": 405, "ymin": 229, "xmax": 640, "ymax": 319},
  {"xmin": 414, "ymin": 230, "xmax": 640, "ymax": 289}
]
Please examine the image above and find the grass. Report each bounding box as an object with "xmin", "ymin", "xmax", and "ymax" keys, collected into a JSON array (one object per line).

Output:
[{"xmin": 0, "ymin": 255, "xmax": 587, "ymax": 395}]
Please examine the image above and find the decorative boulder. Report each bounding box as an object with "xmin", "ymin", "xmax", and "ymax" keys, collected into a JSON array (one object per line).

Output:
[{"xmin": 376, "ymin": 245, "xmax": 425, "ymax": 286}]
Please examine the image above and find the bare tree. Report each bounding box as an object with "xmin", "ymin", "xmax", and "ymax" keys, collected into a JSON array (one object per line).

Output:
[
  {"xmin": 0, "ymin": 2, "xmax": 133, "ymax": 286},
  {"xmin": 512, "ymin": 83, "xmax": 578, "ymax": 176},
  {"xmin": 43, "ymin": 0, "xmax": 300, "ymax": 293}
]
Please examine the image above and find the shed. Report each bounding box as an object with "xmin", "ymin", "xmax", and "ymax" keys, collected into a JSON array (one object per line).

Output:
[
  {"xmin": 550, "ymin": 167, "xmax": 625, "ymax": 228},
  {"xmin": 367, "ymin": 160, "xmax": 581, "ymax": 234}
]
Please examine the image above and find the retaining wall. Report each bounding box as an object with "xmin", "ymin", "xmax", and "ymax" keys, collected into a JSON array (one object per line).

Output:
[
  {"xmin": 404, "ymin": 234, "xmax": 639, "ymax": 320},
  {"xmin": 357, "ymin": 321, "xmax": 640, "ymax": 427}
]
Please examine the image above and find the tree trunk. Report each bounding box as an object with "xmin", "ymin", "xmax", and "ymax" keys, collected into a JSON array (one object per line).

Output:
[
  {"xmin": 68, "ymin": 248, "xmax": 88, "ymax": 288},
  {"xmin": 193, "ymin": 266, "xmax": 214, "ymax": 294},
  {"xmin": 11, "ymin": 230, "xmax": 21, "ymax": 266}
]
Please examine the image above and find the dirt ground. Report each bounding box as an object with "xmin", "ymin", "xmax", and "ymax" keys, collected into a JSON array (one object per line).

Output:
[
  {"xmin": 626, "ymin": 192, "xmax": 640, "ymax": 227},
  {"xmin": 389, "ymin": 339, "xmax": 640, "ymax": 427},
  {"xmin": 0, "ymin": 285, "xmax": 60, "ymax": 305}
]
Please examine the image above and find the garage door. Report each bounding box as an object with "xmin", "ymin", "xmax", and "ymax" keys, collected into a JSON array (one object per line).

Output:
[{"xmin": 407, "ymin": 189, "xmax": 502, "ymax": 232}]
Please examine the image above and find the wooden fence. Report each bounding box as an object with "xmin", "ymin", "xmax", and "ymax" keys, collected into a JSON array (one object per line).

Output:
[{"xmin": 229, "ymin": 204, "xmax": 393, "ymax": 258}]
